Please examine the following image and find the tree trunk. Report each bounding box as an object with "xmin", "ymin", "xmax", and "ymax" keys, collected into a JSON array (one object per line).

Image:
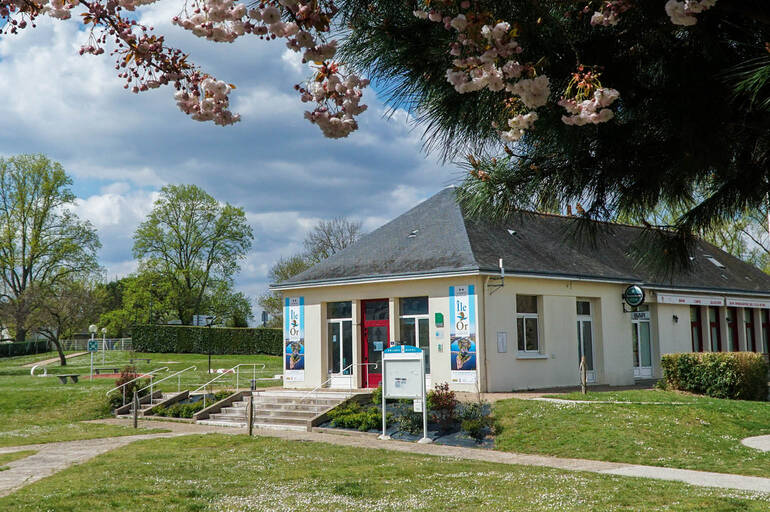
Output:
[
  {"xmin": 15, "ymin": 327, "xmax": 26, "ymax": 343},
  {"xmin": 52, "ymin": 339, "xmax": 67, "ymax": 366}
]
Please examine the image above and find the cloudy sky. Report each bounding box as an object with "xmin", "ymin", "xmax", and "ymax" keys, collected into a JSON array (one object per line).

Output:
[{"xmin": 0, "ymin": 6, "xmax": 461, "ymax": 322}]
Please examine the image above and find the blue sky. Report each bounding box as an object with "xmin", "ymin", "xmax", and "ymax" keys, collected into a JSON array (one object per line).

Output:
[{"xmin": 0, "ymin": 7, "xmax": 459, "ymax": 321}]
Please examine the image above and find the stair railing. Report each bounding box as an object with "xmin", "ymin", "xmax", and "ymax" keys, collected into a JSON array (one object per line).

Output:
[
  {"xmin": 106, "ymin": 367, "xmax": 169, "ymax": 406},
  {"xmin": 191, "ymin": 364, "xmax": 269, "ymax": 408},
  {"xmin": 296, "ymin": 362, "xmax": 378, "ymax": 404},
  {"xmin": 137, "ymin": 366, "xmax": 198, "ymax": 402}
]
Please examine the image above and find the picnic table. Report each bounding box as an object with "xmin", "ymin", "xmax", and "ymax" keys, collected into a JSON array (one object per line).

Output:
[
  {"xmin": 56, "ymin": 374, "xmax": 80, "ymax": 384},
  {"xmin": 94, "ymin": 367, "xmax": 121, "ymax": 375},
  {"xmin": 129, "ymin": 358, "xmax": 151, "ymax": 364}
]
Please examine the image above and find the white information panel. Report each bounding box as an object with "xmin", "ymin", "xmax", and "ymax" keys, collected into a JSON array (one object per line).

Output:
[
  {"xmin": 383, "ymin": 359, "xmax": 423, "ymax": 399},
  {"xmin": 380, "ymin": 344, "xmax": 431, "ymax": 443}
]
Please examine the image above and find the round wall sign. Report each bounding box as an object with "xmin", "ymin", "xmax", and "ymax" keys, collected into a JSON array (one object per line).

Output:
[{"xmin": 623, "ymin": 285, "xmax": 645, "ymax": 307}]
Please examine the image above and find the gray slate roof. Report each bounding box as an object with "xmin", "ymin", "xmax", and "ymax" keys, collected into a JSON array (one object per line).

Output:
[{"xmin": 275, "ymin": 187, "xmax": 770, "ymax": 295}]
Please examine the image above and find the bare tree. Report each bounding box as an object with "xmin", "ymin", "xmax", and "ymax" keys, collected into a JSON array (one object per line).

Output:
[{"xmin": 303, "ymin": 217, "xmax": 363, "ymax": 263}]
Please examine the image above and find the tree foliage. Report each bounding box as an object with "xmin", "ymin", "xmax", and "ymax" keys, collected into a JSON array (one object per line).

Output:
[
  {"xmin": 336, "ymin": 1, "xmax": 770, "ymax": 269},
  {"xmin": 133, "ymin": 184, "xmax": 253, "ymax": 325},
  {"xmin": 0, "ymin": 155, "xmax": 101, "ymax": 341},
  {"xmin": 31, "ymin": 278, "xmax": 104, "ymax": 366}
]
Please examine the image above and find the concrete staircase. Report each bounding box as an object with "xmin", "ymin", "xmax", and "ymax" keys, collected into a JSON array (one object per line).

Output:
[{"xmin": 197, "ymin": 390, "xmax": 350, "ymax": 431}]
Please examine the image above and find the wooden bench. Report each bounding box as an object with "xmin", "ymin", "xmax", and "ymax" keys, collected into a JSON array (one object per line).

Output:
[
  {"xmin": 57, "ymin": 374, "xmax": 80, "ymax": 384},
  {"xmin": 129, "ymin": 358, "xmax": 151, "ymax": 364},
  {"xmin": 94, "ymin": 367, "xmax": 120, "ymax": 375}
]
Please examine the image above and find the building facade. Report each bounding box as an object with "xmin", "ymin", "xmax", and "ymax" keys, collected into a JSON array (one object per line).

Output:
[{"xmin": 272, "ymin": 188, "xmax": 770, "ymax": 392}]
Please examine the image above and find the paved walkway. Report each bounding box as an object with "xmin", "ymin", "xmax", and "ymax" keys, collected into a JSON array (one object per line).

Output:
[
  {"xmin": 742, "ymin": 435, "xmax": 770, "ymax": 452},
  {"xmin": 21, "ymin": 352, "xmax": 88, "ymax": 368},
  {"xmin": 92, "ymin": 419, "xmax": 770, "ymax": 494},
  {"xmin": 0, "ymin": 422, "xmax": 241, "ymax": 498}
]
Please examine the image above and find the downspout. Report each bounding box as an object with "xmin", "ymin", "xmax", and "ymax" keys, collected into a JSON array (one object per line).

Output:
[{"xmin": 481, "ymin": 275, "xmax": 490, "ymax": 393}]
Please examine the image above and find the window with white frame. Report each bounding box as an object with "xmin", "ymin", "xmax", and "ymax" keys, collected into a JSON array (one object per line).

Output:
[
  {"xmin": 327, "ymin": 302, "xmax": 352, "ymax": 375},
  {"xmin": 516, "ymin": 295, "xmax": 540, "ymax": 353},
  {"xmin": 399, "ymin": 297, "xmax": 430, "ymax": 375}
]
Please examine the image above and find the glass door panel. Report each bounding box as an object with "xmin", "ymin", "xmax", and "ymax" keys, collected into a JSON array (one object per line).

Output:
[
  {"xmin": 639, "ymin": 322, "xmax": 652, "ymax": 367},
  {"xmin": 342, "ymin": 320, "xmax": 352, "ymax": 374},
  {"xmin": 632, "ymin": 324, "xmax": 640, "ymax": 368},
  {"xmin": 418, "ymin": 317, "xmax": 430, "ymax": 374},
  {"xmin": 327, "ymin": 322, "xmax": 341, "ymax": 375},
  {"xmin": 581, "ymin": 321, "xmax": 594, "ymax": 371}
]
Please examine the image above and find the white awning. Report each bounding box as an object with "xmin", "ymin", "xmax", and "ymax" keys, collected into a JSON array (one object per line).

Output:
[
  {"xmin": 726, "ymin": 297, "xmax": 770, "ymax": 309},
  {"xmin": 657, "ymin": 294, "xmax": 725, "ymax": 306}
]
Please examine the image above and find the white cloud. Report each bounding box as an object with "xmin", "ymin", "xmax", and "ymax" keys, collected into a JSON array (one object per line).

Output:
[{"xmin": 0, "ymin": 6, "xmax": 458, "ymax": 319}]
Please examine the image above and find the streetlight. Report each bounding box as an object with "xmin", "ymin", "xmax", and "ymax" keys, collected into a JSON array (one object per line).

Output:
[
  {"xmin": 88, "ymin": 324, "xmax": 97, "ymax": 381},
  {"xmin": 101, "ymin": 327, "xmax": 107, "ymax": 364}
]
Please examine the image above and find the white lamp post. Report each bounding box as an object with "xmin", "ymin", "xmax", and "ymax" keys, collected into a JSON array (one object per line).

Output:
[
  {"xmin": 101, "ymin": 327, "xmax": 107, "ymax": 364},
  {"xmin": 88, "ymin": 324, "xmax": 97, "ymax": 380}
]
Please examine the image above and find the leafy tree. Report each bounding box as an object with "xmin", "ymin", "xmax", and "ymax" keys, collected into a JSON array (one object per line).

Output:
[
  {"xmin": 0, "ymin": 155, "xmax": 101, "ymax": 341},
  {"xmin": 206, "ymin": 283, "xmax": 253, "ymax": 327},
  {"xmin": 133, "ymin": 184, "xmax": 253, "ymax": 325},
  {"xmin": 304, "ymin": 217, "xmax": 363, "ymax": 263},
  {"xmin": 30, "ymin": 278, "xmax": 103, "ymax": 366}
]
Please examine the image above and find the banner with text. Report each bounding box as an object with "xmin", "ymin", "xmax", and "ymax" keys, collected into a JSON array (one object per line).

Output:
[
  {"xmin": 284, "ymin": 297, "xmax": 305, "ymax": 382},
  {"xmin": 450, "ymin": 285, "xmax": 477, "ymax": 384}
]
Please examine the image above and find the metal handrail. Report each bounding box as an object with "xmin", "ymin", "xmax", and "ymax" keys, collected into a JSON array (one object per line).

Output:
[
  {"xmin": 106, "ymin": 366, "xmax": 169, "ymax": 406},
  {"xmin": 191, "ymin": 364, "xmax": 270, "ymax": 408},
  {"xmin": 137, "ymin": 366, "xmax": 197, "ymax": 400},
  {"xmin": 297, "ymin": 362, "xmax": 378, "ymax": 404}
]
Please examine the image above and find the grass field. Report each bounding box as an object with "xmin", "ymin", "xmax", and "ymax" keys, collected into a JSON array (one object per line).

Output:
[
  {"xmin": 0, "ymin": 434, "xmax": 768, "ymax": 511},
  {"xmin": 0, "ymin": 351, "xmax": 282, "ymax": 447},
  {"xmin": 494, "ymin": 390, "xmax": 770, "ymax": 477},
  {"xmin": 0, "ymin": 450, "xmax": 36, "ymax": 471}
]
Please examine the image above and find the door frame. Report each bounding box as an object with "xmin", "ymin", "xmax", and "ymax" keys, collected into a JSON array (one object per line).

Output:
[
  {"xmin": 632, "ymin": 312, "xmax": 653, "ymax": 379},
  {"xmin": 577, "ymin": 314, "xmax": 596, "ymax": 384},
  {"xmin": 361, "ymin": 299, "xmax": 389, "ymax": 388}
]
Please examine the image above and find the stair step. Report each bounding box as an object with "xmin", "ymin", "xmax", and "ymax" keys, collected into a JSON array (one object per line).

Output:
[{"xmin": 251, "ymin": 415, "xmax": 308, "ymax": 426}]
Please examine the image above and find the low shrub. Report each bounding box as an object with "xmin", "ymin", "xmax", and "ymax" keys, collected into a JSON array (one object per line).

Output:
[
  {"xmin": 396, "ymin": 410, "xmax": 424, "ymax": 434},
  {"xmin": 153, "ymin": 402, "xmax": 204, "ymax": 418},
  {"xmin": 328, "ymin": 402, "xmax": 384, "ymax": 432},
  {"xmin": 661, "ymin": 352, "xmax": 769, "ymax": 401},
  {"xmin": 427, "ymin": 383, "xmax": 458, "ymax": 432},
  {"xmin": 107, "ymin": 366, "xmax": 149, "ymax": 410},
  {"xmin": 459, "ymin": 401, "xmax": 493, "ymax": 443}
]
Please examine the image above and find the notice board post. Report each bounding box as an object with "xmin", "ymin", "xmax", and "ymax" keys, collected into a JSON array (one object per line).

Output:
[{"xmin": 379, "ymin": 344, "xmax": 431, "ymax": 444}]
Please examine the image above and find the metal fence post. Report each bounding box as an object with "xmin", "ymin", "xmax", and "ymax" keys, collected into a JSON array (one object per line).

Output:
[
  {"xmin": 133, "ymin": 390, "xmax": 139, "ymax": 429},
  {"xmin": 248, "ymin": 395, "xmax": 254, "ymax": 436}
]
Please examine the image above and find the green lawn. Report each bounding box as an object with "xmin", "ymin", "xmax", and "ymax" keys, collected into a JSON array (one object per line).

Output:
[
  {"xmin": 494, "ymin": 390, "xmax": 770, "ymax": 477},
  {"xmin": 0, "ymin": 434, "xmax": 768, "ymax": 511},
  {"xmin": 0, "ymin": 450, "xmax": 36, "ymax": 471},
  {"xmin": 0, "ymin": 351, "xmax": 282, "ymax": 447}
]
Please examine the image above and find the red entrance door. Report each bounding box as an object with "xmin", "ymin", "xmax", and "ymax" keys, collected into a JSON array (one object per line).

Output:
[{"xmin": 361, "ymin": 299, "xmax": 389, "ymax": 388}]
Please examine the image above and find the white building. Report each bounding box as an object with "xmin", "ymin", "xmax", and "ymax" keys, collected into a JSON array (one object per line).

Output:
[{"xmin": 271, "ymin": 188, "xmax": 770, "ymax": 392}]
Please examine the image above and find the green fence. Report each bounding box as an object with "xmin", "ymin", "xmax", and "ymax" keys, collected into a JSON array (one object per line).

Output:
[
  {"xmin": 0, "ymin": 340, "xmax": 51, "ymax": 358},
  {"xmin": 132, "ymin": 325, "xmax": 282, "ymax": 356}
]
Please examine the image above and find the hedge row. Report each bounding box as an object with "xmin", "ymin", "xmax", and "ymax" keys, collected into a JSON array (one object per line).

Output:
[
  {"xmin": 661, "ymin": 352, "xmax": 769, "ymax": 401},
  {"xmin": 132, "ymin": 325, "xmax": 282, "ymax": 356},
  {"xmin": 0, "ymin": 340, "xmax": 50, "ymax": 358}
]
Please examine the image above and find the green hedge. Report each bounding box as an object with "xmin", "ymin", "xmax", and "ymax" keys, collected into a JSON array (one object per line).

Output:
[
  {"xmin": 132, "ymin": 325, "xmax": 282, "ymax": 356},
  {"xmin": 661, "ymin": 352, "xmax": 769, "ymax": 401},
  {"xmin": 0, "ymin": 340, "xmax": 50, "ymax": 358}
]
